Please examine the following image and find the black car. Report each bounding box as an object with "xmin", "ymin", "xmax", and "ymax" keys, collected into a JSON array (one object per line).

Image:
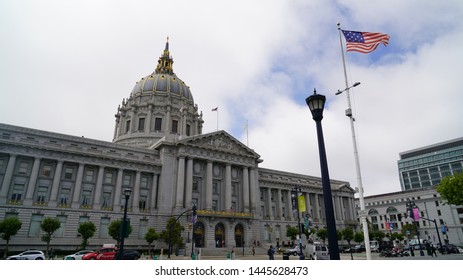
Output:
[
  {"xmin": 121, "ymin": 249, "xmax": 141, "ymax": 260},
  {"xmin": 440, "ymin": 244, "xmax": 459, "ymax": 254}
]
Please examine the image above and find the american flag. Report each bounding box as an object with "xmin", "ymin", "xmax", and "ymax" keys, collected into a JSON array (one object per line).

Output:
[{"xmin": 341, "ymin": 30, "xmax": 390, "ymax": 53}]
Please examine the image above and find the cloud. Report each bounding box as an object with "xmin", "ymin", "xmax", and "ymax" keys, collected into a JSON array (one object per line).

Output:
[{"xmin": 1, "ymin": 0, "xmax": 462, "ymax": 197}]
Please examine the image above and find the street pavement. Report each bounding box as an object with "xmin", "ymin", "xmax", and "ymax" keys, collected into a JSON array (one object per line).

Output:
[{"xmin": 150, "ymin": 251, "xmax": 463, "ymax": 261}]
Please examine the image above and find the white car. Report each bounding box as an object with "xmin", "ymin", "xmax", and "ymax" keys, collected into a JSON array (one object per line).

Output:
[
  {"xmin": 285, "ymin": 245, "xmax": 304, "ymax": 256},
  {"xmin": 63, "ymin": 250, "xmax": 94, "ymax": 260},
  {"xmin": 7, "ymin": 250, "xmax": 45, "ymax": 260}
]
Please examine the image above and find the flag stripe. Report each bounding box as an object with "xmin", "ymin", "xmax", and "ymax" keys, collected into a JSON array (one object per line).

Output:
[{"xmin": 342, "ymin": 30, "xmax": 390, "ymax": 54}]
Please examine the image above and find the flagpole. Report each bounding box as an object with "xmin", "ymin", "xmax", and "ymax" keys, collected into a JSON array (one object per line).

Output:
[
  {"xmin": 337, "ymin": 23, "xmax": 371, "ymax": 260},
  {"xmin": 245, "ymin": 120, "xmax": 249, "ymax": 146},
  {"xmin": 216, "ymin": 108, "xmax": 219, "ymax": 131}
]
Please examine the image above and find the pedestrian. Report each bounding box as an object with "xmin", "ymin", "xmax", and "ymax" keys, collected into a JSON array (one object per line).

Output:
[
  {"xmin": 49, "ymin": 248, "xmax": 55, "ymax": 260},
  {"xmin": 431, "ymin": 244, "xmax": 438, "ymax": 257},
  {"xmin": 267, "ymin": 245, "xmax": 275, "ymax": 260},
  {"xmin": 252, "ymin": 246, "xmax": 255, "ymax": 256}
]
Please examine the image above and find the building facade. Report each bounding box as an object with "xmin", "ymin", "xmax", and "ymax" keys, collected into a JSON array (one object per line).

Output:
[
  {"xmin": 359, "ymin": 187, "xmax": 463, "ymax": 246},
  {"xmin": 0, "ymin": 40, "xmax": 356, "ymax": 252},
  {"xmin": 398, "ymin": 137, "xmax": 463, "ymax": 191}
]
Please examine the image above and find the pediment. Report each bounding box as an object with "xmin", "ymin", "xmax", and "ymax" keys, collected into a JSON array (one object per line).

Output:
[{"xmin": 177, "ymin": 130, "xmax": 260, "ymax": 159}]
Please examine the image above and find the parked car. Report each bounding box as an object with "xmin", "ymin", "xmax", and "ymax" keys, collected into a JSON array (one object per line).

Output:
[
  {"xmin": 63, "ymin": 250, "xmax": 94, "ymax": 260},
  {"xmin": 457, "ymin": 246, "xmax": 463, "ymax": 253},
  {"xmin": 352, "ymin": 244, "xmax": 366, "ymax": 253},
  {"xmin": 440, "ymin": 244, "xmax": 459, "ymax": 254},
  {"xmin": 285, "ymin": 245, "xmax": 304, "ymax": 256},
  {"xmin": 304, "ymin": 243, "xmax": 329, "ymax": 260},
  {"xmin": 7, "ymin": 250, "xmax": 45, "ymax": 260},
  {"xmin": 82, "ymin": 244, "xmax": 140, "ymax": 260}
]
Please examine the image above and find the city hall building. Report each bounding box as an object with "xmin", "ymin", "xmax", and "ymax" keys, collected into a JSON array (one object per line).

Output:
[{"xmin": 0, "ymin": 40, "xmax": 356, "ymax": 252}]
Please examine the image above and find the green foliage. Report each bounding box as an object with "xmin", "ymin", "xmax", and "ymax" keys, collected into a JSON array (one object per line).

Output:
[
  {"xmin": 40, "ymin": 217, "xmax": 61, "ymax": 256},
  {"xmin": 354, "ymin": 231, "xmax": 364, "ymax": 244},
  {"xmin": 0, "ymin": 217, "xmax": 22, "ymax": 257},
  {"xmin": 108, "ymin": 220, "xmax": 133, "ymax": 244},
  {"xmin": 160, "ymin": 217, "xmax": 185, "ymax": 253},
  {"xmin": 286, "ymin": 226, "xmax": 298, "ymax": 241},
  {"xmin": 78, "ymin": 221, "xmax": 96, "ymax": 249},
  {"xmin": 401, "ymin": 224, "xmax": 416, "ymax": 237},
  {"xmin": 437, "ymin": 172, "xmax": 463, "ymax": 206},
  {"xmin": 317, "ymin": 228, "xmax": 327, "ymax": 243},
  {"xmin": 341, "ymin": 227, "xmax": 354, "ymax": 243},
  {"xmin": 145, "ymin": 227, "xmax": 160, "ymax": 254}
]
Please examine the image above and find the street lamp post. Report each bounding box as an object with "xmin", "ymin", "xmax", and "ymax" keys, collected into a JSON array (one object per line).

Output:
[
  {"xmin": 117, "ymin": 188, "xmax": 132, "ymax": 260},
  {"xmin": 406, "ymin": 199, "xmax": 425, "ymax": 256},
  {"xmin": 306, "ymin": 90, "xmax": 340, "ymax": 260},
  {"xmin": 291, "ymin": 187, "xmax": 305, "ymax": 260}
]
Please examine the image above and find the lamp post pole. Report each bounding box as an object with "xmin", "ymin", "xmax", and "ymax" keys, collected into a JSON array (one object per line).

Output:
[
  {"xmin": 406, "ymin": 199, "xmax": 425, "ymax": 256},
  {"xmin": 292, "ymin": 187, "xmax": 305, "ymax": 260},
  {"xmin": 117, "ymin": 188, "xmax": 132, "ymax": 260},
  {"xmin": 306, "ymin": 90, "xmax": 340, "ymax": 260}
]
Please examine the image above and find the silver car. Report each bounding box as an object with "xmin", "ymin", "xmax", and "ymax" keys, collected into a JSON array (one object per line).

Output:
[
  {"xmin": 7, "ymin": 250, "xmax": 45, "ymax": 260},
  {"xmin": 63, "ymin": 250, "xmax": 94, "ymax": 260}
]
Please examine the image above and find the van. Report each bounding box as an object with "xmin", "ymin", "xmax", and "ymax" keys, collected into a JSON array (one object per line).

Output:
[
  {"xmin": 370, "ymin": 241, "xmax": 380, "ymax": 252},
  {"xmin": 304, "ymin": 242, "xmax": 329, "ymax": 260}
]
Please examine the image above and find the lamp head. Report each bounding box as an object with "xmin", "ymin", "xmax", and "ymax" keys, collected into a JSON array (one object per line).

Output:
[
  {"xmin": 306, "ymin": 89, "xmax": 326, "ymax": 121},
  {"xmin": 123, "ymin": 188, "xmax": 132, "ymax": 198}
]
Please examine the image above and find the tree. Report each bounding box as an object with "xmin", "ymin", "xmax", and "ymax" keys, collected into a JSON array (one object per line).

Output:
[
  {"xmin": 160, "ymin": 217, "xmax": 185, "ymax": 255},
  {"xmin": 145, "ymin": 227, "xmax": 160, "ymax": 255},
  {"xmin": 317, "ymin": 228, "xmax": 327, "ymax": 244},
  {"xmin": 78, "ymin": 221, "xmax": 96, "ymax": 249},
  {"xmin": 108, "ymin": 220, "xmax": 133, "ymax": 245},
  {"xmin": 40, "ymin": 217, "xmax": 61, "ymax": 257},
  {"xmin": 354, "ymin": 231, "xmax": 364, "ymax": 244},
  {"xmin": 341, "ymin": 227, "xmax": 354, "ymax": 259},
  {"xmin": 286, "ymin": 226, "xmax": 299, "ymax": 242},
  {"xmin": 0, "ymin": 217, "xmax": 22, "ymax": 257},
  {"xmin": 437, "ymin": 172, "xmax": 463, "ymax": 206}
]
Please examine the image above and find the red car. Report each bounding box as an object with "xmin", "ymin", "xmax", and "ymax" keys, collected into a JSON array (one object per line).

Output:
[{"xmin": 82, "ymin": 246, "xmax": 117, "ymax": 260}]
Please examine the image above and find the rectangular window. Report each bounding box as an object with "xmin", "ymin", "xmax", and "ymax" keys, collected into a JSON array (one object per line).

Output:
[
  {"xmin": 126, "ymin": 120, "xmax": 131, "ymax": 133},
  {"xmin": 59, "ymin": 188, "xmax": 70, "ymax": 205},
  {"xmin": 64, "ymin": 167, "xmax": 74, "ymax": 180},
  {"xmin": 11, "ymin": 184, "xmax": 24, "ymax": 201},
  {"xmin": 54, "ymin": 215, "xmax": 67, "ymax": 237},
  {"xmin": 138, "ymin": 117, "xmax": 145, "ymax": 131},
  {"xmin": 99, "ymin": 217, "xmax": 110, "ymax": 238},
  {"xmin": 104, "ymin": 172, "xmax": 113, "ymax": 184},
  {"xmin": 172, "ymin": 120, "xmax": 178, "ymax": 133},
  {"xmin": 212, "ymin": 200, "xmax": 218, "ymax": 211},
  {"xmin": 81, "ymin": 190, "xmax": 92, "ymax": 206},
  {"xmin": 141, "ymin": 176, "xmax": 149, "ymax": 188},
  {"xmin": 18, "ymin": 161, "xmax": 29, "ymax": 175},
  {"xmin": 85, "ymin": 169, "xmax": 95, "ymax": 182},
  {"xmin": 123, "ymin": 174, "xmax": 132, "ymax": 186},
  {"xmin": 186, "ymin": 124, "xmax": 191, "ymax": 136},
  {"xmin": 36, "ymin": 186, "xmax": 48, "ymax": 203},
  {"xmin": 28, "ymin": 214, "xmax": 43, "ymax": 237},
  {"xmin": 155, "ymin": 118, "xmax": 162, "ymax": 131},
  {"xmin": 102, "ymin": 191, "xmax": 112, "ymax": 209},
  {"xmin": 139, "ymin": 196, "xmax": 147, "ymax": 210},
  {"xmin": 42, "ymin": 164, "xmax": 52, "ymax": 177},
  {"xmin": 138, "ymin": 219, "xmax": 148, "ymax": 239}
]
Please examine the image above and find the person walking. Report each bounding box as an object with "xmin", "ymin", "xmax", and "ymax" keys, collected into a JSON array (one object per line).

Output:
[
  {"xmin": 431, "ymin": 244, "xmax": 438, "ymax": 257},
  {"xmin": 252, "ymin": 246, "xmax": 255, "ymax": 256},
  {"xmin": 267, "ymin": 245, "xmax": 275, "ymax": 260}
]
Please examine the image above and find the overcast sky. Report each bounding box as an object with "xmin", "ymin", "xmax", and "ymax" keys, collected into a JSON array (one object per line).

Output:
[{"xmin": 1, "ymin": 0, "xmax": 462, "ymax": 197}]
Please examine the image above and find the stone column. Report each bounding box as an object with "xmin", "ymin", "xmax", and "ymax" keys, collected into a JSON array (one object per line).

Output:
[
  {"xmin": 71, "ymin": 163, "xmax": 85, "ymax": 208},
  {"xmin": 133, "ymin": 171, "xmax": 141, "ymax": 212},
  {"xmin": 314, "ymin": 193, "xmax": 320, "ymax": 222},
  {"xmin": 92, "ymin": 166, "xmax": 105, "ymax": 209},
  {"xmin": 185, "ymin": 158, "xmax": 193, "ymax": 208},
  {"xmin": 266, "ymin": 187, "xmax": 272, "ymax": 218},
  {"xmin": 242, "ymin": 167, "xmax": 250, "ymax": 212},
  {"xmin": 286, "ymin": 190, "xmax": 293, "ymax": 220},
  {"xmin": 48, "ymin": 160, "xmax": 63, "ymax": 207},
  {"xmin": 249, "ymin": 168, "xmax": 257, "ymax": 212},
  {"xmin": 206, "ymin": 161, "xmax": 213, "ymax": 210},
  {"xmin": 113, "ymin": 168, "xmax": 123, "ymax": 212},
  {"xmin": 0, "ymin": 154, "xmax": 17, "ymax": 202},
  {"xmin": 225, "ymin": 164, "xmax": 232, "ymax": 211},
  {"xmin": 147, "ymin": 104, "xmax": 153, "ymax": 133},
  {"xmin": 304, "ymin": 193, "xmax": 310, "ymax": 215},
  {"xmin": 150, "ymin": 174, "xmax": 158, "ymax": 211},
  {"xmin": 24, "ymin": 157, "xmax": 41, "ymax": 205},
  {"xmin": 276, "ymin": 189, "xmax": 283, "ymax": 220},
  {"xmin": 175, "ymin": 157, "xmax": 185, "ymax": 209}
]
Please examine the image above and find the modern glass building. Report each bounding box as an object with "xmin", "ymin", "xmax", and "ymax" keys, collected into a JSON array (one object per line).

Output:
[{"xmin": 398, "ymin": 137, "xmax": 463, "ymax": 191}]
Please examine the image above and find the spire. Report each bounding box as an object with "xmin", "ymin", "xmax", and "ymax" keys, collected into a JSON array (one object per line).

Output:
[{"xmin": 155, "ymin": 36, "xmax": 174, "ymax": 74}]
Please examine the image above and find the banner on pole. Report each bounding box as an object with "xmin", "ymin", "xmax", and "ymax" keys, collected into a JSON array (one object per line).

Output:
[{"xmin": 298, "ymin": 195, "xmax": 306, "ymax": 212}]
